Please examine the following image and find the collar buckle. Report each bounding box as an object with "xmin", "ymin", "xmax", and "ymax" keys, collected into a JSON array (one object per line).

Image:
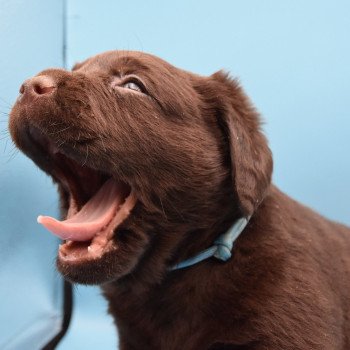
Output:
[{"xmin": 170, "ymin": 216, "xmax": 250, "ymax": 271}]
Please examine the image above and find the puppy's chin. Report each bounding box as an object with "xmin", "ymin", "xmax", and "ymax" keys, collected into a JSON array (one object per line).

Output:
[
  {"xmin": 56, "ymin": 233, "xmax": 142, "ymax": 285},
  {"xmin": 56, "ymin": 197, "xmax": 143, "ymax": 285}
]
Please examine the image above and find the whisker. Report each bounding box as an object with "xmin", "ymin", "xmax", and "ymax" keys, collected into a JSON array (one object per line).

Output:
[
  {"xmin": 158, "ymin": 196, "xmax": 168, "ymax": 220},
  {"xmin": 0, "ymin": 96, "xmax": 12, "ymax": 109},
  {"xmin": 57, "ymin": 139, "xmax": 67, "ymax": 148},
  {"xmin": 49, "ymin": 121, "xmax": 63, "ymax": 127},
  {"xmin": 6, "ymin": 147, "xmax": 19, "ymax": 163},
  {"xmin": 48, "ymin": 125, "xmax": 72, "ymax": 136},
  {"xmin": 0, "ymin": 134, "xmax": 9, "ymax": 141},
  {"xmin": 3, "ymin": 139, "xmax": 9, "ymax": 152},
  {"xmin": 82, "ymin": 144, "xmax": 89, "ymax": 166},
  {"xmin": 99, "ymin": 135, "xmax": 107, "ymax": 153}
]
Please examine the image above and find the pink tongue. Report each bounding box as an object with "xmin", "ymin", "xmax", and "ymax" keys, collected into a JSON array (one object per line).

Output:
[{"xmin": 37, "ymin": 179, "xmax": 124, "ymax": 241}]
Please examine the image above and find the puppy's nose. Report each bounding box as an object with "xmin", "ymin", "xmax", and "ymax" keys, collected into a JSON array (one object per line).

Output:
[{"xmin": 19, "ymin": 76, "xmax": 56, "ymax": 98}]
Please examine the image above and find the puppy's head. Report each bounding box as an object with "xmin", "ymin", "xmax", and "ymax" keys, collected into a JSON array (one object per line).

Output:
[{"xmin": 9, "ymin": 51, "xmax": 272, "ymax": 284}]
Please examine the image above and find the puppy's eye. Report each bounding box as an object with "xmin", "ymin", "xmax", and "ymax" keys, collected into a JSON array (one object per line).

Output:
[
  {"xmin": 111, "ymin": 75, "xmax": 148, "ymax": 95},
  {"xmin": 121, "ymin": 81, "xmax": 142, "ymax": 92}
]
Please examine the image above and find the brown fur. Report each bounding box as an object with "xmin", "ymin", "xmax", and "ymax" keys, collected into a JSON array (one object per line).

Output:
[{"xmin": 9, "ymin": 51, "xmax": 350, "ymax": 349}]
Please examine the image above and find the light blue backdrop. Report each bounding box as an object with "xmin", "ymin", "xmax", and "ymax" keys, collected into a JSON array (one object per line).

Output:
[
  {"xmin": 0, "ymin": 0, "xmax": 65, "ymax": 349},
  {"xmin": 1, "ymin": 1, "xmax": 349, "ymax": 350}
]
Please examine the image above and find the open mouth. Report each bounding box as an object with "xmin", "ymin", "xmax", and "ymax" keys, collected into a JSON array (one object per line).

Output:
[{"xmin": 25, "ymin": 125, "xmax": 137, "ymax": 263}]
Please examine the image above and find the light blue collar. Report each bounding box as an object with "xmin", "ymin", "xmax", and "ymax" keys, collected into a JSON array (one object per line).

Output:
[{"xmin": 170, "ymin": 216, "xmax": 250, "ymax": 271}]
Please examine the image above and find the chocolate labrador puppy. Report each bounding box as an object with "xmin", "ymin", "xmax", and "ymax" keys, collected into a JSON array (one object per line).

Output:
[{"xmin": 9, "ymin": 51, "xmax": 350, "ymax": 349}]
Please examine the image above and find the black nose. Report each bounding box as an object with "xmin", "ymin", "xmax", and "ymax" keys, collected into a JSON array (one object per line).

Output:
[{"xmin": 19, "ymin": 76, "xmax": 56, "ymax": 98}]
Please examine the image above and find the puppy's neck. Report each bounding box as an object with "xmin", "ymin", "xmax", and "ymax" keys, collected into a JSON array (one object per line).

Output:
[{"xmin": 104, "ymin": 206, "xmax": 242, "ymax": 295}]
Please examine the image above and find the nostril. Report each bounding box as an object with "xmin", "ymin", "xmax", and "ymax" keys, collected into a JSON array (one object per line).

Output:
[
  {"xmin": 19, "ymin": 84, "xmax": 25, "ymax": 94},
  {"xmin": 33, "ymin": 83, "xmax": 55, "ymax": 95},
  {"xmin": 20, "ymin": 76, "xmax": 56, "ymax": 98}
]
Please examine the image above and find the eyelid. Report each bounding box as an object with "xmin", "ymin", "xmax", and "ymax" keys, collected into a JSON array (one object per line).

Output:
[{"xmin": 120, "ymin": 75, "xmax": 147, "ymax": 93}]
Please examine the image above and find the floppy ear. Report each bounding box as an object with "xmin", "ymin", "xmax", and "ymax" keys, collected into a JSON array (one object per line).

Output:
[
  {"xmin": 71, "ymin": 61, "xmax": 85, "ymax": 71},
  {"xmin": 200, "ymin": 71, "xmax": 273, "ymax": 217}
]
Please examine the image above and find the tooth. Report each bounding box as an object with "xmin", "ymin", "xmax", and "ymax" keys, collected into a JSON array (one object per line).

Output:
[{"xmin": 88, "ymin": 246, "xmax": 92, "ymax": 253}]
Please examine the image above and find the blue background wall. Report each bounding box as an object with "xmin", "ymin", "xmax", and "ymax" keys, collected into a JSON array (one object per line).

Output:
[
  {"xmin": 0, "ymin": 1, "xmax": 65, "ymax": 349},
  {"xmin": 1, "ymin": 1, "xmax": 349, "ymax": 349}
]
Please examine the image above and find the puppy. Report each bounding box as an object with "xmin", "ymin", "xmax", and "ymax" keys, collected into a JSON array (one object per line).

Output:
[{"xmin": 9, "ymin": 51, "xmax": 350, "ymax": 349}]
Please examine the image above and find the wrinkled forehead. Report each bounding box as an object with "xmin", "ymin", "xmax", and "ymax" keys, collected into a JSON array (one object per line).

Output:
[{"xmin": 73, "ymin": 50, "xmax": 179, "ymax": 77}]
